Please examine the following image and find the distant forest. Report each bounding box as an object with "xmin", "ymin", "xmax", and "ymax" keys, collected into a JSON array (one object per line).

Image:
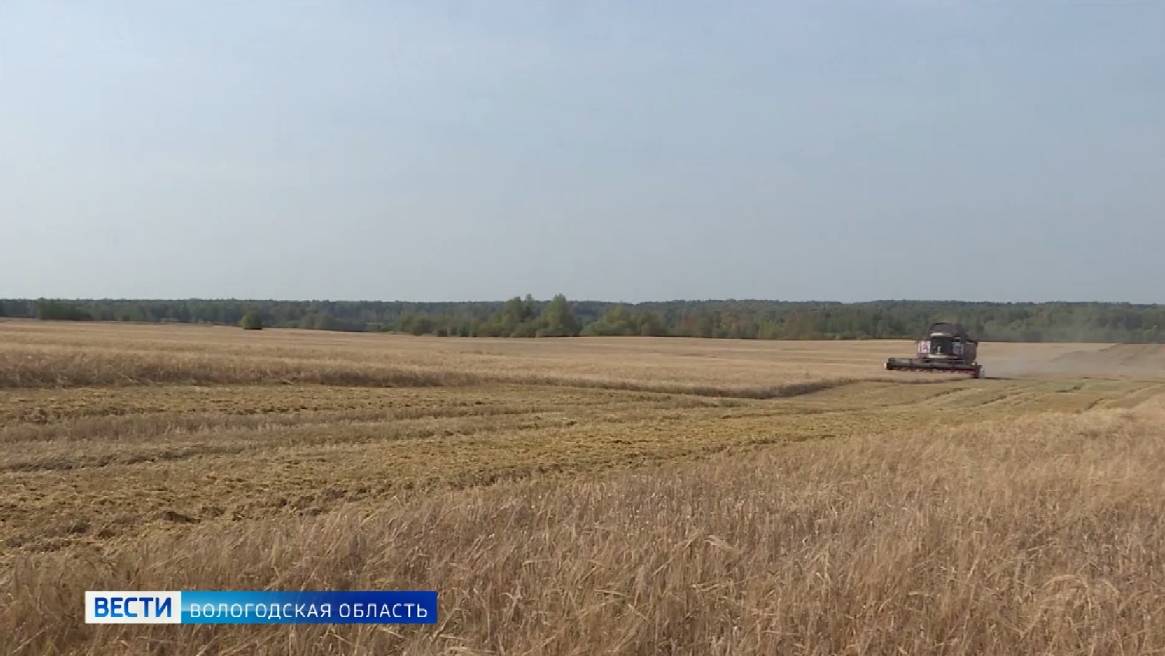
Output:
[{"xmin": 5, "ymin": 297, "xmax": 1165, "ymax": 343}]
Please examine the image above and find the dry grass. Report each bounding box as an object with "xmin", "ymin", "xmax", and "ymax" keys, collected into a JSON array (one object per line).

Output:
[
  {"xmin": 1, "ymin": 320, "xmax": 1163, "ymax": 654},
  {"xmin": 7, "ymin": 406, "xmax": 1165, "ymax": 655},
  {"xmin": 0, "ymin": 319, "xmax": 996, "ymax": 390}
]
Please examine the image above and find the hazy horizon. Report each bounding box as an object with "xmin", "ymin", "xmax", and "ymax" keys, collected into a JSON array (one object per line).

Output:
[
  {"xmin": 3, "ymin": 2, "xmax": 1162, "ymax": 303},
  {"xmin": 7, "ymin": 295, "xmax": 1163, "ymax": 307}
]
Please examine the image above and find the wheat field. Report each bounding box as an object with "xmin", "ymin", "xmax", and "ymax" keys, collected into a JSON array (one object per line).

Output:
[{"xmin": 2, "ymin": 319, "xmax": 1164, "ymax": 655}]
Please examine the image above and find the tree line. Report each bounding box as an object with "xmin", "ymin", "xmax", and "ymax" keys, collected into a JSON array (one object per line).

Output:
[{"xmin": 3, "ymin": 297, "xmax": 1164, "ymax": 343}]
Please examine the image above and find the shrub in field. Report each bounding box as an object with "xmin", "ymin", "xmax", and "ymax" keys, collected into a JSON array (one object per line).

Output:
[
  {"xmin": 240, "ymin": 312, "xmax": 263, "ymax": 330},
  {"xmin": 537, "ymin": 293, "xmax": 580, "ymax": 337},
  {"xmin": 400, "ymin": 313, "xmax": 435, "ymax": 335}
]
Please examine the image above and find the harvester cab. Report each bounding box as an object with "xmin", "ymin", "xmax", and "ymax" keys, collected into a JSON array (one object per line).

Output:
[{"xmin": 885, "ymin": 322, "xmax": 983, "ymax": 378}]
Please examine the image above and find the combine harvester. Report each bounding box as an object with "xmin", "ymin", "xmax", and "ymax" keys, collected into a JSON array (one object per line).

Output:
[{"xmin": 885, "ymin": 322, "xmax": 984, "ymax": 379}]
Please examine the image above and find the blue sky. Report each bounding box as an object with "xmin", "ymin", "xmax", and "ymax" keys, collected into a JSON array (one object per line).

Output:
[{"xmin": 2, "ymin": 1, "xmax": 1162, "ymax": 302}]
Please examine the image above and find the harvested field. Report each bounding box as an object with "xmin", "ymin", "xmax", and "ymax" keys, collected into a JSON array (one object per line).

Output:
[{"xmin": 1, "ymin": 320, "xmax": 1163, "ymax": 654}]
